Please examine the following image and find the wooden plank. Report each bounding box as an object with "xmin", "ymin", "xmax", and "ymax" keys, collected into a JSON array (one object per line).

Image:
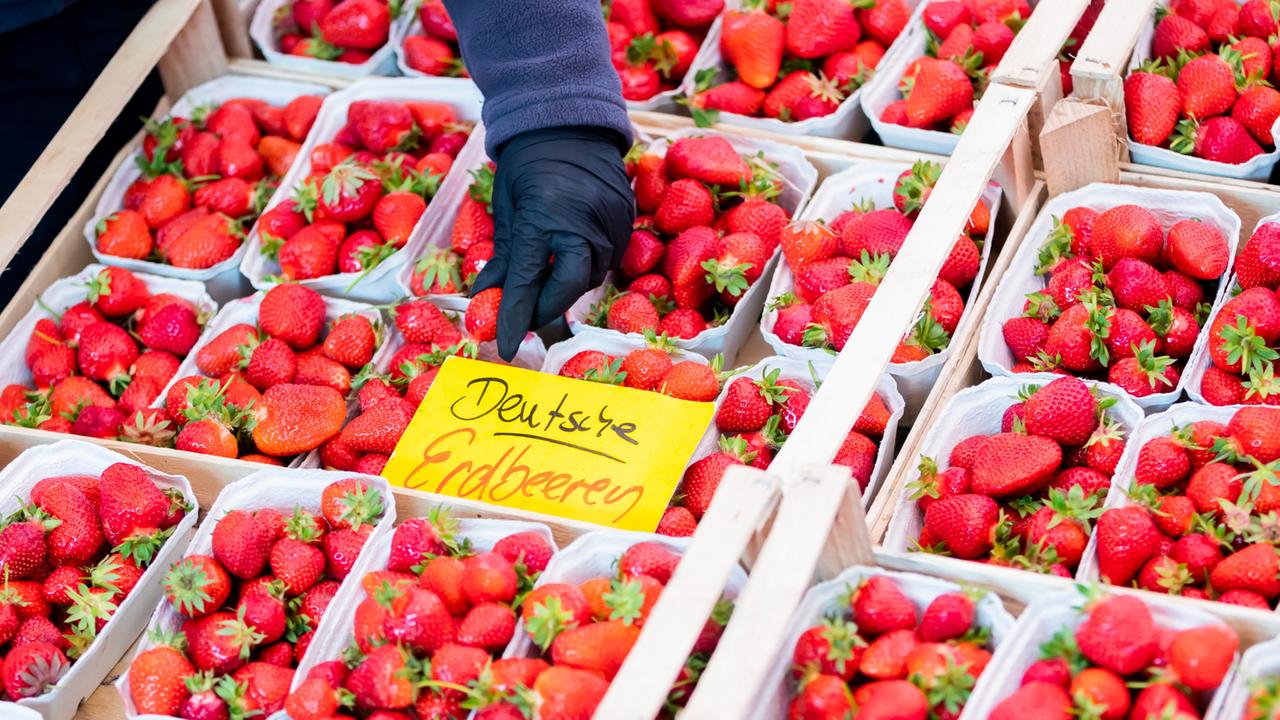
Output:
[
  {"xmin": 157, "ymin": 0, "xmax": 231, "ymax": 100},
  {"xmin": 594, "ymin": 465, "xmax": 780, "ymax": 720},
  {"xmin": 210, "ymin": 0, "xmax": 254, "ymax": 57},
  {"xmin": 681, "ymin": 465, "xmax": 868, "ymax": 719},
  {"xmin": 991, "ymin": 0, "xmax": 1090, "ymax": 89},
  {"xmin": 1069, "ymin": 0, "xmax": 1154, "ymax": 161},
  {"xmin": 1041, "ymin": 98, "xmax": 1120, "ymax": 195},
  {"xmin": 0, "ymin": 0, "xmax": 205, "ymax": 276},
  {"xmin": 767, "ymin": 83, "xmax": 1036, "ymax": 484},
  {"xmin": 867, "ymin": 182, "xmax": 1048, "ymax": 540}
]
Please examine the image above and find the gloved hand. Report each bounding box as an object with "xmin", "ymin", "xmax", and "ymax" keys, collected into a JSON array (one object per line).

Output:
[{"xmin": 471, "ymin": 125, "xmax": 635, "ymax": 360}]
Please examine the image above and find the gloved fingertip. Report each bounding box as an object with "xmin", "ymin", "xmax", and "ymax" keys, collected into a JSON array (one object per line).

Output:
[{"xmin": 469, "ymin": 258, "xmax": 508, "ymax": 297}]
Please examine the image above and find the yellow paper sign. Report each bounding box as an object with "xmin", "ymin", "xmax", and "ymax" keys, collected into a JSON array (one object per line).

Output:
[{"xmin": 381, "ymin": 356, "xmax": 716, "ymax": 531}]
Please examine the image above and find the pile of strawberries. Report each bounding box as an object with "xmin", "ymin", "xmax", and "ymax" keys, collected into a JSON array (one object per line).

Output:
[
  {"xmin": 672, "ymin": 366, "xmax": 893, "ymax": 532},
  {"xmin": 259, "ymin": 99, "xmax": 471, "ymax": 283},
  {"xmin": 554, "ymin": 335, "xmax": 723, "ymax": 401},
  {"xmin": 688, "ymin": 0, "xmax": 908, "ymax": 123},
  {"xmin": 989, "ymin": 592, "xmax": 1236, "ymax": 720},
  {"xmin": 162, "ymin": 283, "xmax": 380, "ymax": 461},
  {"xmin": 0, "ymin": 266, "xmax": 208, "ymax": 441},
  {"xmin": 879, "ymin": 0, "xmax": 1033, "ymax": 134},
  {"xmin": 314, "ymin": 296, "xmax": 504, "ymax": 475},
  {"xmin": 608, "ymin": 0, "xmax": 722, "ymax": 101},
  {"xmin": 401, "ymin": 0, "xmax": 466, "ymax": 77},
  {"xmin": 787, "ymin": 575, "xmax": 993, "ymax": 719},
  {"xmin": 125, "ymin": 477, "xmax": 383, "ymax": 717},
  {"xmin": 1091, "ymin": 405, "xmax": 1280, "ymax": 609},
  {"xmin": 1000, "ymin": 202, "xmax": 1230, "ymax": 398},
  {"xmin": 1125, "ymin": 0, "xmax": 1280, "ymax": 165},
  {"xmin": 1198, "ymin": 219, "xmax": 1280, "ymax": 404},
  {"xmin": 96, "ymin": 94, "xmax": 322, "ymax": 270},
  {"xmin": 408, "ymin": 163, "xmax": 495, "ymax": 297},
  {"xmin": 911, "ymin": 376, "xmax": 1128, "ymax": 577},
  {"xmin": 279, "ymin": 511, "xmax": 554, "ymax": 719},
  {"xmin": 586, "ymin": 135, "xmax": 792, "ymax": 341},
  {"xmin": 771, "ymin": 161, "xmax": 988, "ymax": 361},
  {"xmin": 275, "ymin": 0, "xmax": 402, "ymax": 65},
  {"xmin": 0, "ymin": 462, "xmax": 190, "ymax": 700},
  {"xmin": 465, "ymin": 539, "xmax": 728, "ymax": 717}
]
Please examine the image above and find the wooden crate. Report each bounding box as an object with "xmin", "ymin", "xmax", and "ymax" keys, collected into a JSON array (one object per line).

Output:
[{"xmin": 0, "ymin": 1, "xmax": 1052, "ymax": 717}]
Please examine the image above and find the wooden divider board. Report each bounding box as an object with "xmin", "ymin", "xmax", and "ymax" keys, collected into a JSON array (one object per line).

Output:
[
  {"xmin": 681, "ymin": 465, "xmax": 870, "ymax": 718},
  {"xmin": 594, "ymin": 466, "xmax": 781, "ymax": 720},
  {"xmin": 767, "ymin": 83, "xmax": 1036, "ymax": 485},
  {"xmin": 990, "ymin": 0, "xmax": 1090, "ymax": 168},
  {"xmin": 1068, "ymin": 0, "xmax": 1156, "ymax": 163},
  {"xmin": 0, "ymin": 0, "xmax": 218, "ymax": 276}
]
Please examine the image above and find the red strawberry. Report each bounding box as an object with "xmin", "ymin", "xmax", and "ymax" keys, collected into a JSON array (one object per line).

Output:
[
  {"xmin": 904, "ymin": 58, "xmax": 973, "ymax": 129},
  {"xmin": 721, "ymin": 4, "xmax": 785, "ymax": 89},
  {"xmin": 1094, "ymin": 506, "xmax": 1159, "ymax": 585},
  {"xmin": 970, "ymin": 432, "xmax": 1062, "ymax": 496},
  {"xmin": 320, "ymin": 0, "xmax": 390, "ymax": 50},
  {"xmin": 785, "ymin": 0, "xmax": 859, "ymax": 59},
  {"xmin": 1075, "ymin": 595, "xmax": 1156, "ymax": 675},
  {"xmin": 665, "ymin": 136, "xmax": 751, "ymax": 186},
  {"xmin": 850, "ymin": 575, "xmax": 916, "ymax": 635},
  {"xmin": 1173, "ymin": 115, "xmax": 1265, "ymax": 163},
  {"xmin": 922, "ymin": 494, "xmax": 998, "ymax": 559}
]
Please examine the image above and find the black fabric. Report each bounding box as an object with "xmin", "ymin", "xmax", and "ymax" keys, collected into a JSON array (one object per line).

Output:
[{"xmin": 472, "ymin": 126, "xmax": 635, "ymax": 360}]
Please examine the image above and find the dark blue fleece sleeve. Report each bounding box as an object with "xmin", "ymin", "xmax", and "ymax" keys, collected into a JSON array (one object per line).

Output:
[{"xmin": 441, "ymin": 0, "xmax": 633, "ymax": 157}]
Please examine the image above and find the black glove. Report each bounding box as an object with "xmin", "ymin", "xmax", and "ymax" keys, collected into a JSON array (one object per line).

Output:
[{"xmin": 471, "ymin": 126, "xmax": 635, "ymax": 360}]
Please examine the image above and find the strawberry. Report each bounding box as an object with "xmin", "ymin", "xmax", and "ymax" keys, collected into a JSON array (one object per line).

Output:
[
  {"xmin": 1094, "ymin": 506, "xmax": 1159, "ymax": 585},
  {"xmin": 251, "ymin": 383, "xmax": 346, "ymax": 456},
  {"xmin": 1153, "ymin": 15, "xmax": 1210, "ymax": 59},
  {"xmin": 85, "ymin": 266, "xmax": 149, "ymax": 318},
  {"xmin": 970, "ymin": 432, "xmax": 1061, "ymax": 496},
  {"xmin": 991, "ymin": 681, "xmax": 1072, "ymax": 720},
  {"xmin": 660, "ymin": 359, "xmax": 720, "ymax": 401},
  {"xmin": 461, "ymin": 551, "xmax": 518, "ymax": 604},
  {"xmin": 197, "ymin": 323, "xmax": 258, "ymax": 376},
  {"xmin": 534, "ymin": 665, "xmax": 608, "ymax": 719},
  {"xmin": 666, "ymin": 136, "xmax": 751, "ymax": 186},
  {"xmin": 655, "ymin": 179, "xmax": 715, "ymax": 234},
  {"xmin": 721, "ymin": 1, "xmax": 785, "ymax": 89},
  {"xmin": 858, "ymin": 0, "xmax": 909, "ymax": 46},
  {"xmin": 839, "ymin": 208, "xmax": 911, "ymax": 259},
  {"xmin": 551, "ymin": 618, "xmax": 641, "ymax": 680},
  {"xmin": 805, "ymin": 281, "xmax": 877, "ymax": 350},
  {"xmin": 128, "ymin": 637, "xmax": 195, "ymax": 715},
  {"xmin": 850, "ymin": 575, "xmax": 916, "ymax": 635},
  {"xmin": 270, "ymin": 537, "xmax": 326, "ymax": 595},
  {"xmin": 212, "ymin": 510, "xmax": 273, "ymax": 579},
  {"xmin": 905, "ymin": 58, "xmax": 973, "ymax": 128},
  {"xmin": 917, "ymin": 591, "xmax": 974, "ymax": 642},
  {"xmin": 258, "ymin": 283, "xmax": 327, "ymax": 350},
  {"xmin": 163, "ymin": 555, "xmax": 230, "ymax": 618},
  {"xmin": 785, "ymin": 0, "xmax": 858, "ymax": 59},
  {"xmin": 1173, "ymin": 115, "xmax": 1266, "ymax": 163},
  {"xmin": 1075, "ymin": 594, "xmax": 1156, "ymax": 675},
  {"xmin": 655, "ymin": 506, "xmax": 698, "ymax": 536},
  {"xmin": 1239, "ymin": 0, "xmax": 1280, "ymax": 38},
  {"xmin": 95, "ymin": 210, "xmax": 153, "ymax": 259},
  {"xmin": 780, "ymin": 219, "xmax": 838, "ymax": 269},
  {"xmin": 923, "ymin": 0, "xmax": 969, "ymax": 38},
  {"xmin": 465, "ymin": 287, "xmax": 502, "ymax": 341},
  {"xmin": 320, "ymin": 0, "xmax": 390, "ymax": 50},
  {"xmin": 682, "ymin": 440, "xmax": 751, "ymax": 518},
  {"xmin": 1208, "ymin": 287, "xmax": 1280, "ymax": 374},
  {"xmin": 137, "ymin": 302, "xmax": 202, "ymax": 356},
  {"xmin": 1237, "ymin": 222, "xmax": 1280, "ymax": 289},
  {"xmin": 691, "ymin": 79, "xmax": 766, "ymax": 118},
  {"xmin": 1021, "ymin": 376, "xmax": 1097, "ymax": 446},
  {"xmin": 1170, "ymin": 624, "xmax": 1236, "ymax": 691},
  {"xmin": 340, "ymin": 398, "xmax": 412, "ymax": 454}
]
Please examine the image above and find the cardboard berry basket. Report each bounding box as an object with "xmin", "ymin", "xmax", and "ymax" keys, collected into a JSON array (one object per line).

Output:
[
  {"xmin": 676, "ymin": 0, "xmax": 926, "ymax": 141},
  {"xmin": 879, "ymin": 374, "xmax": 1144, "ymax": 565},
  {"xmin": 749, "ymin": 566, "xmax": 1016, "ymax": 719},
  {"xmin": 1072, "ymin": 402, "xmax": 1237, "ymax": 583},
  {"xmin": 149, "ymin": 290, "xmax": 394, "ymax": 446},
  {"xmin": 0, "ymin": 439, "xmax": 198, "ymax": 720},
  {"xmin": 248, "ymin": 0, "xmax": 416, "ymax": 79},
  {"xmin": 281, "ymin": 514, "xmax": 556, "ymax": 695},
  {"xmin": 239, "ymin": 76, "xmax": 485, "ymax": 303},
  {"xmin": 114, "ymin": 467, "xmax": 396, "ymax": 719},
  {"xmin": 1217, "ymin": 635, "xmax": 1280, "ymax": 719},
  {"xmin": 539, "ymin": 331, "xmax": 708, "ymax": 374},
  {"xmin": 959, "ymin": 586, "xmax": 1235, "ymax": 720},
  {"xmin": 1124, "ymin": 1, "xmax": 1280, "ymax": 182},
  {"xmin": 80, "ymin": 74, "xmax": 332, "ymax": 303},
  {"xmin": 861, "ymin": 0, "xmax": 1049, "ymax": 155},
  {"xmin": 0, "ymin": 262, "xmax": 218, "ymax": 391},
  {"xmin": 1184, "ymin": 208, "xmax": 1279, "ymax": 406},
  {"xmin": 565, "ymin": 127, "xmax": 820, "ymax": 364},
  {"xmin": 758, "ymin": 160, "xmax": 1003, "ymax": 418},
  {"xmin": 976, "ymin": 182, "xmax": 1242, "ymax": 412}
]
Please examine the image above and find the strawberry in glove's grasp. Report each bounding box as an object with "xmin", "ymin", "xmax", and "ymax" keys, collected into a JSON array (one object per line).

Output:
[
  {"xmin": 772, "ymin": 161, "xmax": 988, "ymax": 361},
  {"xmin": 278, "ymin": 510, "xmax": 556, "ymax": 720},
  {"xmin": 275, "ymin": 0, "xmax": 404, "ymax": 64},
  {"xmin": 0, "ymin": 266, "xmax": 211, "ymax": 442},
  {"xmin": 95, "ymin": 94, "xmax": 323, "ymax": 269},
  {"xmin": 124, "ymin": 477, "xmax": 385, "ymax": 716},
  {"xmin": 261, "ymin": 100, "xmax": 471, "ymax": 284},
  {"xmin": 786, "ymin": 575, "xmax": 994, "ymax": 720},
  {"xmin": 986, "ymin": 590, "xmax": 1235, "ymax": 720},
  {"xmin": 687, "ymin": 0, "xmax": 909, "ymax": 124},
  {"xmin": 905, "ymin": 377, "xmax": 1129, "ymax": 577},
  {"xmin": 1000, "ymin": 203, "xmax": 1230, "ymax": 399},
  {"xmin": 1090, "ymin": 405, "xmax": 1280, "ymax": 609},
  {"xmin": 0, "ymin": 463, "xmax": 190, "ymax": 701},
  {"xmin": 1125, "ymin": 0, "xmax": 1280, "ymax": 165},
  {"xmin": 607, "ymin": 0, "xmax": 724, "ymax": 102},
  {"xmin": 582, "ymin": 135, "xmax": 791, "ymax": 341}
]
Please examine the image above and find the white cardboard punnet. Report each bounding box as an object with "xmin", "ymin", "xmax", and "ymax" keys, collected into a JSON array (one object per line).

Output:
[
  {"xmin": 0, "ymin": 440, "xmax": 198, "ymax": 720},
  {"xmin": 977, "ymin": 182, "xmax": 1241, "ymax": 411}
]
